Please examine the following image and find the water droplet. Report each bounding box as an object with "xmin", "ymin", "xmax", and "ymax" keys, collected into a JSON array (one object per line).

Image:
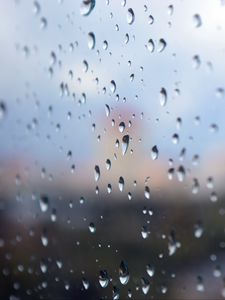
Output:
[
  {"xmin": 144, "ymin": 186, "xmax": 150, "ymax": 199},
  {"xmin": 206, "ymin": 177, "xmax": 214, "ymax": 189},
  {"xmin": 192, "ymin": 178, "xmax": 200, "ymax": 194},
  {"xmin": 119, "ymin": 260, "xmax": 130, "ymax": 285},
  {"xmin": 127, "ymin": 8, "xmax": 135, "ymax": 25},
  {"xmin": 177, "ymin": 166, "xmax": 185, "ymax": 182},
  {"xmin": 33, "ymin": 1, "xmax": 41, "ymax": 15},
  {"xmin": 148, "ymin": 15, "xmax": 154, "ymax": 25},
  {"xmin": 87, "ymin": 32, "xmax": 95, "ymax": 50},
  {"xmin": 105, "ymin": 104, "xmax": 110, "ymax": 117},
  {"xmin": 168, "ymin": 5, "xmax": 174, "ymax": 16},
  {"xmin": 103, "ymin": 40, "xmax": 108, "ymax": 50},
  {"xmin": 94, "ymin": 165, "xmax": 100, "ymax": 181},
  {"xmin": 119, "ymin": 122, "xmax": 125, "ymax": 133},
  {"xmin": 194, "ymin": 221, "xmax": 203, "ymax": 238},
  {"xmin": 40, "ymin": 17, "xmax": 47, "ymax": 29},
  {"xmin": 210, "ymin": 191, "xmax": 218, "ymax": 202},
  {"xmin": 172, "ymin": 133, "xmax": 179, "ymax": 144},
  {"xmin": 151, "ymin": 145, "xmax": 158, "ymax": 160},
  {"xmin": 118, "ymin": 176, "xmax": 125, "ymax": 192},
  {"xmin": 157, "ymin": 39, "xmax": 167, "ymax": 52},
  {"xmin": 112, "ymin": 286, "xmax": 120, "ymax": 300},
  {"xmin": 124, "ymin": 33, "xmax": 129, "ymax": 44},
  {"xmin": 106, "ymin": 159, "xmax": 111, "ymax": 170},
  {"xmin": 110, "ymin": 80, "xmax": 116, "ymax": 93},
  {"xmin": 192, "ymin": 55, "xmax": 201, "ymax": 69},
  {"xmin": 159, "ymin": 88, "xmax": 167, "ymax": 106},
  {"xmin": 196, "ymin": 276, "xmax": 204, "ymax": 292},
  {"xmin": 168, "ymin": 230, "xmax": 180, "ymax": 256},
  {"xmin": 82, "ymin": 60, "xmax": 89, "ymax": 72},
  {"xmin": 0, "ymin": 101, "xmax": 7, "ymax": 121},
  {"xmin": 89, "ymin": 222, "xmax": 96, "ymax": 233},
  {"xmin": 122, "ymin": 135, "xmax": 129, "ymax": 155},
  {"xmin": 39, "ymin": 195, "xmax": 49, "ymax": 212},
  {"xmin": 99, "ymin": 270, "xmax": 109, "ymax": 288},
  {"xmin": 168, "ymin": 168, "xmax": 174, "ymax": 180},
  {"xmin": 141, "ymin": 226, "xmax": 149, "ymax": 239},
  {"xmin": 141, "ymin": 277, "xmax": 150, "ymax": 295},
  {"xmin": 146, "ymin": 264, "xmax": 155, "ymax": 277},
  {"xmin": 147, "ymin": 39, "xmax": 155, "ymax": 52},
  {"xmin": 82, "ymin": 278, "xmax": 90, "ymax": 290},
  {"xmin": 193, "ymin": 14, "xmax": 202, "ymax": 28},
  {"xmin": 41, "ymin": 230, "xmax": 48, "ymax": 247},
  {"xmin": 80, "ymin": 0, "xmax": 95, "ymax": 16}
]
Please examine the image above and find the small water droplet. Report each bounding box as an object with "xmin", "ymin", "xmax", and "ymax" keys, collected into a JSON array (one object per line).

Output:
[
  {"xmin": 118, "ymin": 176, "xmax": 125, "ymax": 192},
  {"xmin": 0, "ymin": 101, "xmax": 7, "ymax": 121},
  {"xmin": 119, "ymin": 260, "xmax": 130, "ymax": 285},
  {"xmin": 99, "ymin": 270, "xmax": 109, "ymax": 288},
  {"xmin": 127, "ymin": 8, "xmax": 135, "ymax": 25},
  {"xmin": 39, "ymin": 195, "xmax": 49, "ymax": 212},
  {"xmin": 40, "ymin": 17, "xmax": 47, "ymax": 29},
  {"xmin": 147, "ymin": 39, "xmax": 155, "ymax": 52},
  {"xmin": 82, "ymin": 278, "xmax": 90, "ymax": 290},
  {"xmin": 80, "ymin": 0, "xmax": 95, "ymax": 16},
  {"xmin": 105, "ymin": 104, "xmax": 110, "ymax": 117},
  {"xmin": 106, "ymin": 159, "xmax": 111, "ymax": 170},
  {"xmin": 193, "ymin": 14, "xmax": 202, "ymax": 28},
  {"xmin": 177, "ymin": 166, "xmax": 185, "ymax": 182},
  {"xmin": 141, "ymin": 277, "xmax": 150, "ymax": 295},
  {"xmin": 110, "ymin": 80, "xmax": 116, "ymax": 93},
  {"xmin": 82, "ymin": 60, "xmax": 89, "ymax": 72},
  {"xmin": 148, "ymin": 15, "xmax": 154, "ymax": 25},
  {"xmin": 89, "ymin": 222, "xmax": 96, "ymax": 233},
  {"xmin": 157, "ymin": 39, "xmax": 167, "ymax": 52},
  {"xmin": 194, "ymin": 221, "xmax": 203, "ymax": 238},
  {"xmin": 172, "ymin": 133, "xmax": 179, "ymax": 144},
  {"xmin": 141, "ymin": 226, "xmax": 149, "ymax": 239},
  {"xmin": 146, "ymin": 264, "xmax": 155, "ymax": 277},
  {"xmin": 119, "ymin": 122, "xmax": 125, "ymax": 133},
  {"xmin": 94, "ymin": 165, "xmax": 100, "ymax": 181},
  {"xmin": 87, "ymin": 32, "xmax": 95, "ymax": 49},
  {"xmin": 122, "ymin": 135, "xmax": 129, "ymax": 155},
  {"xmin": 103, "ymin": 40, "xmax": 108, "ymax": 50},
  {"xmin": 159, "ymin": 88, "xmax": 167, "ymax": 106},
  {"xmin": 151, "ymin": 145, "xmax": 158, "ymax": 160},
  {"xmin": 144, "ymin": 186, "xmax": 150, "ymax": 199}
]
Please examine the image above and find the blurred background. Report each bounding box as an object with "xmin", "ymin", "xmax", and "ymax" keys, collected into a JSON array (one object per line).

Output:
[{"xmin": 0, "ymin": 0, "xmax": 225, "ymax": 299}]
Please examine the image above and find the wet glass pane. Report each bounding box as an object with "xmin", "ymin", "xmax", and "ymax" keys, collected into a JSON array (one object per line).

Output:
[{"xmin": 0, "ymin": 0, "xmax": 225, "ymax": 299}]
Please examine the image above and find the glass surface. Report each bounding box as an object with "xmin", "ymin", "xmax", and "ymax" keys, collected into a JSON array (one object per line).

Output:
[{"xmin": 0, "ymin": 0, "xmax": 225, "ymax": 299}]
